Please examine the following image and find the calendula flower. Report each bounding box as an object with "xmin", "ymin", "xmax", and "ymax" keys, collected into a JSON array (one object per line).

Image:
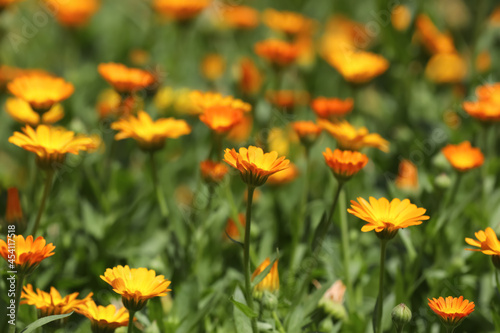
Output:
[
  {"xmin": 292, "ymin": 121, "xmax": 322, "ymax": 147},
  {"xmin": 5, "ymin": 97, "xmax": 64, "ymax": 126},
  {"xmin": 9, "ymin": 125, "xmax": 96, "ymax": 170},
  {"xmin": 98, "ymin": 63, "xmax": 154, "ymax": 95},
  {"xmin": 200, "ymin": 160, "xmax": 229, "ymax": 184},
  {"xmin": 442, "ymin": 141, "xmax": 484, "ymax": 172},
  {"xmin": 462, "ymin": 101, "xmax": 500, "ymax": 122},
  {"xmin": 44, "ymin": 0, "xmax": 99, "ymax": 27},
  {"xmin": 190, "ymin": 91, "xmax": 251, "ymax": 114},
  {"xmin": 465, "ymin": 228, "xmax": 500, "ymax": 268},
  {"xmin": 224, "ymin": 213, "xmax": 245, "ymax": 241},
  {"xmin": 391, "ymin": 5, "xmax": 412, "ymax": 31},
  {"xmin": 4, "ymin": 188, "xmax": 26, "ymax": 234},
  {"xmin": 323, "ymin": 148, "xmax": 368, "ymax": 181},
  {"xmin": 415, "ymin": 15, "xmax": 456, "ymax": 54},
  {"xmin": 223, "ymin": 146, "xmax": 290, "ymax": 187},
  {"xmin": 0, "ymin": 235, "xmax": 55, "ymax": 275},
  {"xmin": 201, "ymin": 54, "xmax": 225, "ymax": 81},
  {"xmin": 199, "ymin": 107, "xmax": 244, "ymax": 134},
  {"xmin": 262, "ymin": 9, "xmax": 315, "ymax": 36},
  {"xmin": 320, "ymin": 15, "xmax": 371, "ymax": 55},
  {"xmin": 76, "ymin": 300, "xmax": 130, "ymax": 333},
  {"xmin": 111, "ymin": 110, "xmax": 191, "ymax": 151},
  {"xmin": 326, "ymin": 50, "xmax": 389, "ymax": 84},
  {"xmin": 8, "ymin": 75, "xmax": 74, "ymax": 113},
  {"xmin": 425, "ymin": 53, "xmax": 467, "ymax": 84},
  {"xmin": 348, "ymin": 197, "xmax": 429, "ymax": 239},
  {"xmin": 21, "ymin": 284, "xmax": 92, "ymax": 317},
  {"xmin": 0, "ymin": 66, "xmax": 51, "ymax": 89},
  {"xmin": 255, "ymin": 39, "xmax": 300, "ymax": 67},
  {"xmin": 252, "ymin": 258, "xmax": 279, "ymax": 297},
  {"xmin": 220, "ymin": 5, "xmax": 259, "ymax": 30},
  {"xmin": 267, "ymin": 163, "xmax": 299, "ymax": 186},
  {"xmin": 428, "ymin": 296, "xmax": 474, "ymax": 331},
  {"xmin": 311, "ymin": 97, "xmax": 353, "ymax": 119},
  {"xmin": 101, "ymin": 265, "xmax": 171, "ymax": 312},
  {"xmin": 476, "ymin": 83, "xmax": 500, "ymax": 104},
  {"xmin": 395, "ymin": 159, "xmax": 419, "ymax": 190},
  {"xmin": 153, "ymin": 0, "xmax": 210, "ymax": 21},
  {"xmin": 238, "ymin": 57, "xmax": 263, "ymax": 96},
  {"xmin": 266, "ymin": 90, "xmax": 309, "ymax": 112},
  {"xmin": 319, "ymin": 119, "xmax": 390, "ymax": 152}
]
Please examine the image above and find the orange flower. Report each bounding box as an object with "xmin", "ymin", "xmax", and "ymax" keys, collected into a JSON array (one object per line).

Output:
[
  {"xmin": 255, "ymin": 39, "xmax": 301, "ymax": 67},
  {"xmin": 267, "ymin": 163, "xmax": 299, "ymax": 186},
  {"xmin": 391, "ymin": 5, "xmax": 411, "ymax": 31},
  {"xmin": 319, "ymin": 119, "xmax": 389, "ymax": 152},
  {"xmin": 76, "ymin": 300, "xmax": 130, "ymax": 332},
  {"xmin": 0, "ymin": 235, "xmax": 55, "ymax": 275},
  {"xmin": 200, "ymin": 160, "xmax": 229, "ymax": 184},
  {"xmin": 199, "ymin": 106, "xmax": 244, "ymax": 134},
  {"xmin": 44, "ymin": 0, "xmax": 99, "ymax": 27},
  {"xmin": 476, "ymin": 83, "xmax": 500, "ymax": 104},
  {"xmin": 425, "ymin": 53, "xmax": 467, "ymax": 84},
  {"xmin": 21, "ymin": 284, "xmax": 92, "ymax": 317},
  {"xmin": 8, "ymin": 75, "xmax": 74, "ymax": 113},
  {"xmin": 201, "ymin": 54, "xmax": 225, "ymax": 81},
  {"xmin": 395, "ymin": 160, "xmax": 418, "ymax": 190},
  {"xmin": 323, "ymin": 148, "xmax": 368, "ymax": 181},
  {"xmin": 326, "ymin": 50, "xmax": 389, "ymax": 84},
  {"xmin": 227, "ymin": 115, "xmax": 253, "ymax": 143},
  {"xmin": 5, "ymin": 97, "xmax": 64, "ymax": 126},
  {"xmin": 462, "ymin": 101, "xmax": 500, "ymax": 122},
  {"xmin": 153, "ymin": 0, "xmax": 210, "ymax": 21},
  {"xmin": 262, "ymin": 9, "xmax": 314, "ymax": 36},
  {"xmin": 223, "ymin": 146, "xmax": 290, "ymax": 187},
  {"xmin": 466, "ymin": 227, "xmax": 500, "ymax": 256},
  {"xmin": 238, "ymin": 57, "xmax": 263, "ymax": 96},
  {"xmin": 292, "ymin": 121, "xmax": 322, "ymax": 146},
  {"xmin": 225, "ymin": 213, "xmax": 245, "ymax": 241},
  {"xmin": 111, "ymin": 111, "xmax": 190, "ymax": 151},
  {"xmin": 190, "ymin": 91, "xmax": 251, "ymax": 114},
  {"xmin": 9, "ymin": 125, "xmax": 97, "ymax": 169},
  {"xmin": 220, "ymin": 5, "xmax": 259, "ymax": 30},
  {"xmin": 415, "ymin": 15, "xmax": 456, "ymax": 54},
  {"xmin": 5, "ymin": 188, "xmax": 26, "ymax": 234},
  {"xmin": 348, "ymin": 197, "xmax": 429, "ymax": 239},
  {"xmin": 442, "ymin": 141, "xmax": 484, "ymax": 172},
  {"xmin": 252, "ymin": 258, "xmax": 279, "ymax": 297},
  {"xmin": 320, "ymin": 15, "xmax": 372, "ymax": 55},
  {"xmin": 311, "ymin": 97, "xmax": 353, "ymax": 119},
  {"xmin": 98, "ymin": 63, "xmax": 154, "ymax": 95},
  {"xmin": 428, "ymin": 296, "xmax": 474, "ymax": 330},
  {"xmin": 0, "ymin": 66, "xmax": 51, "ymax": 89},
  {"xmin": 266, "ymin": 90, "xmax": 309, "ymax": 111}
]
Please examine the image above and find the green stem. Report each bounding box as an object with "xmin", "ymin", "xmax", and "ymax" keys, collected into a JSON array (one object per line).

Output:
[
  {"xmin": 243, "ymin": 186, "xmax": 258, "ymax": 333},
  {"xmin": 446, "ymin": 173, "xmax": 463, "ymax": 208},
  {"xmin": 375, "ymin": 240, "xmax": 388, "ymax": 333},
  {"xmin": 9, "ymin": 274, "xmax": 25, "ymax": 333},
  {"xmin": 272, "ymin": 310, "xmax": 286, "ymax": 333},
  {"xmin": 150, "ymin": 152, "xmax": 169, "ymax": 218},
  {"xmin": 32, "ymin": 170, "xmax": 54, "ymax": 236},
  {"xmin": 128, "ymin": 310, "xmax": 136, "ymax": 333},
  {"xmin": 446, "ymin": 327, "xmax": 455, "ymax": 333},
  {"xmin": 328, "ymin": 181, "xmax": 344, "ymax": 226},
  {"xmin": 339, "ymin": 189, "xmax": 354, "ymax": 312}
]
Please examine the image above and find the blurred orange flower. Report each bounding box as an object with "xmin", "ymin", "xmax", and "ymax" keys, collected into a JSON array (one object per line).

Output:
[
  {"xmin": 425, "ymin": 53, "xmax": 467, "ymax": 84},
  {"xmin": 391, "ymin": 5, "xmax": 412, "ymax": 31},
  {"xmin": 252, "ymin": 258, "xmax": 279, "ymax": 297},
  {"xmin": 200, "ymin": 160, "xmax": 228, "ymax": 184},
  {"xmin": 323, "ymin": 148, "xmax": 368, "ymax": 181},
  {"xmin": 292, "ymin": 121, "xmax": 322, "ymax": 146},
  {"xmin": 190, "ymin": 91, "xmax": 251, "ymax": 114},
  {"xmin": 466, "ymin": 227, "xmax": 500, "ymax": 256},
  {"xmin": 463, "ymin": 83, "xmax": 500, "ymax": 122},
  {"xmin": 262, "ymin": 9, "xmax": 315, "ymax": 36},
  {"xmin": 201, "ymin": 54, "xmax": 225, "ymax": 81},
  {"xmin": 490, "ymin": 6, "xmax": 500, "ymax": 26},
  {"xmin": 98, "ymin": 63, "xmax": 154, "ymax": 94},
  {"xmin": 5, "ymin": 98, "xmax": 64, "ymax": 126},
  {"xmin": 220, "ymin": 5, "xmax": 259, "ymax": 30},
  {"xmin": 153, "ymin": 0, "xmax": 210, "ymax": 21},
  {"xmin": 5, "ymin": 188, "xmax": 24, "ymax": 233},
  {"xmin": 311, "ymin": 97, "xmax": 353, "ymax": 119},
  {"xmin": 395, "ymin": 159, "xmax": 419, "ymax": 190},
  {"xmin": 44, "ymin": 0, "xmax": 99, "ymax": 27},
  {"xmin": 238, "ymin": 57, "xmax": 263, "ymax": 96},
  {"xmin": 227, "ymin": 115, "xmax": 253, "ymax": 144},
  {"xmin": 442, "ymin": 141, "xmax": 484, "ymax": 172},
  {"xmin": 199, "ymin": 106, "xmax": 244, "ymax": 134},
  {"xmin": 255, "ymin": 39, "xmax": 300, "ymax": 67},
  {"xmin": 266, "ymin": 90, "xmax": 309, "ymax": 111},
  {"xmin": 267, "ymin": 163, "xmax": 299, "ymax": 186},
  {"xmin": 0, "ymin": 66, "xmax": 51, "ymax": 89},
  {"xmin": 225, "ymin": 213, "xmax": 245, "ymax": 241},
  {"xmin": 428, "ymin": 296, "xmax": 474, "ymax": 329},
  {"xmin": 476, "ymin": 83, "xmax": 500, "ymax": 104},
  {"xmin": 415, "ymin": 15, "xmax": 456, "ymax": 54},
  {"xmin": 0, "ymin": 235, "xmax": 55, "ymax": 275},
  {"xmin": 326, "ymin": 50, "xmax": 389, "ymax": 84},
  {"xmin": 76, "ymin": 301, "xmax": 130, "ymax": 332}
]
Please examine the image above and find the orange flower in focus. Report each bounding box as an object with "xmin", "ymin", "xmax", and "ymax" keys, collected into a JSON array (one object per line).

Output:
[
  {"xmin": 311, "ymin": 97, "xmax": 353, "ymax": 119},
  {"xmin": 262, "ymin": 9, "xmax": 315, "ymax": 36},
  {"xmin": 428, "ymin": 296, "xmax": 474, "ymax": 329},
  {"xmin": 326, "ymin": 50, "xmax": 389, "ymax": 84},
  {"xmin": 292, "ymin": 121, "xmax": 322, "ymax": 146},
  {"xmin": 252, "ymin": 258, "xmax": 279, "ymax": 297},
  {"xmin": 44, "ymin": 0, "xmax": 99, "ymax": 27},
  {"xmin": 391, "ymin": 5, "xmax": 412, "ymax": 31},
  {"xmin": 190, "ymin": 91, "xmax": 251, "ymax": 114},
  {"xmin": 415, "ymin": 15, "xmax": 456, "ymax": 54},
  {"xmin": 238, "ymin": 57, "xmax": 263, "ymax": 96},
  {"xmin": 199, "ymin": 107, "xmax": 244, "ymax": 134},
  {"xmin": 111, "ymin": 110, "xmax": 191, "ymax": 151},
  {"xmin": 98, "ymin": 63, "xmax": 154, "ymax": 95},
  {"xmin": 267, "ymin": 163, "xmax": 299, "ymax": 186},
  {"xmin": 76, "ymin": 300, "xmax": 130, "ymax": 332},
  {"xmin": 220, "ymin": 6, "xmax": 259, "ymax": 30},
  {"xmin": 323, "ymin": 148, "xmax": 368, "ymax": 181},
  {"xmin": 395, "ymin": 160, "xmax": 418, "ymax": 190},
  {"xmin": 5, "ymin": 98, "xmax": 64, "ymax": 126},
  {"xmin": 425, "ymin": 53, "xmax": 467, "ymax": 84},
  {"xmin": 223, "ymin": 146, "xmax": 290, "ymax": 187},
  {"xmin": 227, "ymin": 115, "xmax": 253, "ymax": 144},
  {"xmin": 255, "ymin": 39, "xmax": 300, "ymax": 67},
  {"xmin": 319, "ymin": 119, "xmax": 389, "ymax": 152},
  {"xmin": 8, "ymin": 75, "xmax": 74, "ymax": 113},
  {"xmin": 153, "ymin": 0, "xmax": 210, "ymax": 21},
  {"xmin": 201, "ymin": 54, "xmax": 225, "ymax": 81},
  {"xmin": 225, "ymin": 213, "xmax": 245, "ymax": 241},
  {"xmin": 0, "ymin": 235, "xmax": 55, "ymax": 275},
  {"xmin": 466, "ymin": 227, "xmax": 500, "ymax": 256},
  {"xmin": 266, "ymin": 90, "xmax": 309, "ymax": 111},
  {"xmin": 442, "ymin": 141, "xmax": 484, "ymax": 172},
  {"xmin": 200, "ymin": 160, "xmax": 228, "ymax": 184}
]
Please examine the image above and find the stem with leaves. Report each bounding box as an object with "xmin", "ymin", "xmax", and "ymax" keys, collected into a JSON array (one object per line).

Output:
[{"xmin": 375, "ymin": 240, "xmax": 388, "ymax": 333}]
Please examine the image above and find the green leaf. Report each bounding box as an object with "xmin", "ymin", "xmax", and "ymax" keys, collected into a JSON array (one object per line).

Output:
[
  {"xmin": 20, "ymin": 312, "xmax": 74, "ymax": 333},
  {"xmin": 229, "ymin": 296, "xmax": 257, "ymax": 318},
  {"xmin": 232, "ymin": 288, "xmax": 253, "ymax": 333}
]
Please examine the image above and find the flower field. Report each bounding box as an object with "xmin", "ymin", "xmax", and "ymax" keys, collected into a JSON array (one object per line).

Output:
[{"xmin": 0, "ymin": 0, "xmax": 500, "ymax": 332}]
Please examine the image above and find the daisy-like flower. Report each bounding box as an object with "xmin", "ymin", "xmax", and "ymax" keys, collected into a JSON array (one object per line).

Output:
[
  {"xmin": 267, "ymin": 163, "xmax": 299, "ymax": 186},
  {"xmin": 425, "ymin": 53, "xmax": 467, "ymax": 84},
  {"xmin": 323, "ymin": 148, "xmax": 368, "ymax": 182},
  {"xmin": 395, "ymin": 159, "xmax": 419, "ymax": 191},
  {"xmin": 76, "ymin": 300, "xmax": 130, "ymax": 333},
  {"xmin": 9, "ymin": 125, "xmax": 97, "ymax": 170},
  {"xmin": 199, "ymin": 106, "xmax": 244, "ymax": 134},
  {"xmin": 111, "ymin": 110, "xmax": 191, "ymax": 151},
  {"xmin": 252, "ymin": 258, "xmax": 279, "ymax": 298},
  {"xmin": 223, "ymin": 146, "xmax": 290, "ymax": 187},
  {"xmin": 237, "ymin": 57, "xmax": 263, "ymax": 96},
  {"xmin": 311, "ymin": 97, "xmax": 353, "ymax": 119},
  {"xmin": 292, "ymin": 121, "xmax": 322, "ymax": 147},
  {"xmin": 326, "ymin": 50, "xmax": 389, "ymax": 84},
  {"xmin": 5, "ymin": 97, "xmax": 64, "ymax": 126},
  {"xmin": 200, "ymin": 160, "xmax": 229, "ymax": 184},
  {"xmin": 348, "ymin": 197, "xmax": 429, "ymax": 240},
  {"xmin": 266, "ymin": 90, "xmax": 309, "ymax": 112},
  {"xmin": 220, "ymin": 5, "xmax": 259, "ymax": 30},
  {"xmin": 318, "ymin": 119, "xmax": 389, "ymax": 152},
  {"xmin": 428, "ymin": 296, "xmax": 474, "ymax": 331},
  {"xmin": 98, "ymin": 63, "xmax": 155, "ymax": 95},
  {"xmin": 44, "ymin": 0, "xmax": 99, "ymax": 27},
  {"xmin": 441, "ymin": 141, "xmax": 484, "ymax": 172},
  {"xmin": 465, "ymin": 227, "xmax": 500, "ymax": 269},
  {"xmin": 190, "ymin": 91, "xmax": 251, "ymax": 114},
  {"xmin": 262, "ymin": 9, "xmax": 315, "ymax": 36},
  {"xmin": 462, "ymin": 101, "xmax": 500, "ymax": 122},
  {"xmin": 153, "ymin": 0, "xmax": 210, "ymax": 21},
  {"xmin": 255, "ymin": 39, "xmax": 301, "ymax": 67},
  {"xmin": 100, "ymin": 265, "xmax": 171, "ymax": 312},
  {"xmin": 7, "ymin": 75, "xmax": 74, "ymax": 113},
  {"xmin": 0, "ymin": 235, "xmax": 55, "ymax": 275}
]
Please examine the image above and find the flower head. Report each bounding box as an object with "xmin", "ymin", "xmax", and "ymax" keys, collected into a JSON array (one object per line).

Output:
[
  {"xmin": 252, "ymin": 258, "xmax": 279, "ymax": 297},
  {"xmin": 153, "ymin": 0, "xmax": 210, "ymax": 21},
  {"xmin": 466, "ymin": 227, "xmax": 500, "ymax": 256},
  {"xmin": 98, "ymin": 63, "xmax": 154, "ymax": 95},
  {"xmin": 311, "ymin": 97, "xmax": 353, "ymax": 119},
  {"xmin": 255, "ymin": 39, "xmax": 300, "ymax": 67},
  {"xmin": 76, "ymin": 300, "xmax": 130, "ymax": 333},
  {"xmin": 200, "ymin": 160, "xmax": 228, "ymax": 184},
  {"xmin": 100, "ymin": 265, "xmax": 171, "ymax": 312},
  {"xmin": 415, "ymin": 15, "xmax": 456, "ymax": 54},
  {"xmin": 223, "ymin": 146, "xmax": 290, "ymax": 187},
  {"xmin": 441, "ymin": 141, "xmax": 484, "ymax": 172},
  {"xmin": 425, "ymin": 53, "xmax": 467, "ymax": 84},
  {"xmin": 262, "ymin": 9, "xmax": 315, "ymax": 35},
  {"xmin": 323, "ymin": 148, "xmax": 368, "ymax": 181},
  {"xmin": 462, "ymin": 101, "xmax": 500, "ymax": 122},
  {"xmin": 5, "ymin": 97, "xmax": 64, "ymax": 126},
  {"xmin": 326, "ymin": 50, "xmax": 389, "ymax": 84},
  {"xmin": 267, "ymin": 163, "xmax": 299, "ymax": 186},
  {"xmin": 428, "ymin": 296, "xmax": 474, "ymax": 330},
  {"xmin": 111, "ymin": 111, "xmax": 191, "ymax": 151},
  {"xmin": 395, "ymin": 160, "xmax": 419, "ymax": 191},
  {"xmin": 238, "ymin": 57, "xmax": 263, "ymax": 96},
  {"xmin": 190, "ymin": 91, "xmax": 251, "ymax": 114},
  {"xmin": 348, "ymin": 197, "xmax": 429, "ymax": 240},
  {"xmin": 220, "ymin": 5, "xmax": 259, "ymax": 30},
  {"xmin": 0, "ymin": 235, "xmax": 55, "ymax": 275},
  {"xmin": 391, "ymin": 5, "xmax": 411, "ymax": 31},
  {"xmin": 44, "ymin": 0, "xmax": 99, "ymax": 27},
  {"xmin": 292, "ymin": 121, "xmax": 322, "ymax": 147},
  {"xmin": 199, "ymin": 106, "xmax": 244, "ymax": 134}
]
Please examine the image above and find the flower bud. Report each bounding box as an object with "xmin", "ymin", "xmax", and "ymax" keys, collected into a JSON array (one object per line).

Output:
[
  {"xmin": 392, "ymin": 303, "xmax": 412, "ymax": 331},
  {"xmin": 434, "ymin": 173, "xmax": 452, "ymax": 190}
]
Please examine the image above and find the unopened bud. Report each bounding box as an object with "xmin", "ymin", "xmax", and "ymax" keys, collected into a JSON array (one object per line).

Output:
[{"xmin": 392, "ymin": 303, "xmax": 412, "ymax": 331}]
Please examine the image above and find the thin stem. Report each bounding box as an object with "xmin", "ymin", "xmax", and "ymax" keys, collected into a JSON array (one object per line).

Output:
[
  {"xmin": 9, "ymin": 274, "xmax": 25, "ymax": 333},
  {"xmin": 272, "ymin": 310, "xmax": 286, "ymax": 333},
  {"xmin": 150, "ymin": 152, "xmax": 169, "ymax": 218},
  {"xmin": 243, "ymin": 186, "xmax": 258, "ymax": 333},
  {"xmin": 375, "ymin": 240, "xmax": 388, "ymax": 333},
  {"xmin": 32, "ymin": 170, "xmax": 54, "ymax": 236},
  {"xmin": 339, "ymin": 188, "xmax": 354, "ymax": 312},
  {"xmin": 446, "ymin": 327, "xmax": 455, "ymax": 333},
  {"xmin": 328, "ymin": 181, "xmax": 344, "ymax": 226},
  {"xmin": 127, "ymin": 310, "xmax": 136, "ymax": 333}
]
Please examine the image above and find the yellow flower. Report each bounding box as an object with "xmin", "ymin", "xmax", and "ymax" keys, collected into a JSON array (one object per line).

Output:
[
  {"xmin": 323, "ymin": 148, "xmax": 368, "ymax": 181},
  {"xmin": 0, "ymin": 66, "xmax": 50, "ymax": 89},
  {"xmin": 153, "ymin": 0, "xmax": 210, "ymax": 21},
  {"xmin": 267, "ymin": 163, "xmax": 299, "ymax": 186},
  {"xmin": 190, "ymin": 91, "xmax": 251, "ymax": 114},
  {"xmin": 466, "ymin": 228, "xmax": 500, "ymax": 256},
  {"xmin": 441, "ymin": 141, "xmax": 484, "ymax": 172},
  {"xmin": 223, "ymin": 146, "xmax": 290, "ymax": 187},
  {"xmin": 292, "ymin": 121, "xmax": 322, "ymax": 147},
  {"xmin": 262, "ymin": 9, "xmax": 315, "ymax": 36},
  {"xmin": 326, "ymin": 50, "xmax": 389, "ymax": 84},
  {"xmin": 7, "ymin": 75, "xmax": 74, "ymax": 113},
  {"xmin": 318, "ymin": 119, "xmax": 389, "ymax": 152},
  {"xmin": 255, "ymin": 39, "xmax": 301, "ymax": 67},
  {"xmin": 395, "ymin": 159, "xmax": 419, "ymax": 191},
  {"xmin": 0, "ymin": 235, "xmax": 55, "ymax": 275},
  {"xmin": 252, "ymin": 258, "xmax": 279, "ymax": 296},
  {"xmin": 425, "ymin": 53, "xmax": 467, "ymax": 84},
  {"xmin": 44, "ymin": 0, "xmax": 99, "ymax": 27},
  {"xmin": 428, "ymin": 296, "xmax": 474, "ymax": 330},
  {"xmin": 5, "ymin": 97, "xmax": 64, "ymax": 126},
  {"xmin": 111, "ymin": 110, "xmax": 191, "ymax": 151},
  {"xmin": 98, "ymin": 63, "xmax": 154, "ymax": 95},
  {"xmin": 100, "ymin": 265, "xmax": 172, "ymax": 312},
  {"xmin": 348, "ymin": 197, "xmax": 429, "ymax": 239},
  {"xmin": 200, "ymin": 160, "xmax": 229, "ymax": 184},
  {"xmin": 391, "ymin": 5, "xmax": 412, "ymax": 31},
  {"xmin": 199, "ymin": 106, "xmax": 244, "ymax": 134},
  {"xmin": 311, "ymin": 97, "xmax": 353, "ymax": 119},
  {"xmin": 200, "ymin": 54, "xmax": 226, "ymax": 81},
  {"xmin": 220, "ymin": 5, "xmax": 259, "ymax": 30},
  {"xmin": 76, "ymin": 300, "xmax": 130, "ymax": 333},
  {"xmin": 9, "ymin": 125, "xmax": 97, "ymax": 170},
  {"xmin": 21, "ymin": 284, "xmax": 92, "ymax": 317}
]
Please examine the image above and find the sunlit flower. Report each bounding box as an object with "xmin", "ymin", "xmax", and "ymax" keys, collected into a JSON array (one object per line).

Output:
[
  {"xmin": 476, "ymin": 51, "xmax": 491, "ymax": 73},
  {"xmin": 466, "ymin": 227, "xmax": 500, "ymax": 256},
  {"xmin": 391, "ymin": 5, "xmax": 411, "ymax": 31},
  {"xmin": 311, "ymin": 97, "xmax": 353, "ymax": 119},
  {"xmin": 267, "ymin": 163, "xmax": 299, "ymax": 186},
  {"xmin": 318, "ymin": 280, "xmax": 347, "ymax": 320},
  {"xmin": 111, "ymin": 110, "xmax": 191, "ymax": 151},
  {"xmin": 220, "ymin": 5, "xmax": 259, "ymax": 30},
  {"xmin": 199, "ymin": 106, "xmax": 244, "ymax": 134},
  {"xmin": 0, "ymin": 235, "xmax": 55, "ymax": 275},
  {"xmin": 44, "ymin": 0, "xmax": 99, "ymax": 27},
  {"xmin": 224, "ymin": 213, "xmax": 245, "ymax": 241},
  {"xmin": 442, "ymin": 141, "xmax": 484, "ymax": 172},
  {"xmin": 395, "ymin": 159, "xmax": 419, "ymax": 190},
  {"xmin": 255, "ymin": 39, "xmax": 300, "ymax": 67},
  {"xmin": 476, "ymin": 83, "xmax": 500, "ymax": 104},
  {"xmin": 8, "ymin": 75, "xmax": 74, "ymax": 113},
  {"xmin": 76, "ymin": 300, "xmax": 130, "ymax": 333},
  {"xmin": 326, "ymin": 50, "xmax": 389, "ymax": 84},
  {"xmin": 5, "ymin": 97, "xmax": 64, "ymax": 126},
  {"xmin": 101, "ymin": 265, "xmax": 171, "ymax": 312},
  {"xmin": 98, "ymin": 63, "xmax": 154, "ymax": 95},
  {"xmin": 262, "ymin": 9, "xmax": 315, "ymax": 36},
  {"xmin": 190, "ymin": 91, "xmax": 251, "ymax": 114},
  {"xmin": 425, "ymin": 53, "xmax": 467, "ymax": 84},
  {"xmin": 237, "ymin": 57, "xmax": 263, "ymax": 96},
  {"xmin": 348, "ymin": 197, "xmax": 429, "ymax": 239},
  {"xmin": 323, "ymin": 148, "xmax": 368, "ymax": 181},
  {"xmin": 153, "ymin": 0, "xmax": 210, "ymax": 21},
  {"xmin": 0, "ymin": 66, "xmax": 51, "ymax": 89},
  {"xmin": 227, "ymin": 115, "xmax": 253, "ymax": 143},
  {"xmin": 252, "ymin": 258, "xmax": 279, "ymax": 297},
  {"xmin": 223, "ymin": 146, "xmax": 290, "ymax": 187},
  {"xmin": 320, "ymin": 15, "xmax": 372, "ymax": 55},
  {"xmin": 428, "ymin": 296, "xmax": 474, "ymax": 330},
  {"xmin": 200, "ymin": 160, "xmax": 229, "ymax": 184},
  {"xmin": 201, "ymin": 54, "xmax": 225, "ymax": 81},
  {"xmin": 4, "ymin": 188, "xmax": 26, "ymax": 234},
  {"xmin": 292, "ymin": 121, "xmax": 322, "ymax": 147},
  {"xmin": 462, "ymin": 100, "xmax": 500, "ymax": 122},
  {"xmin": 415, "ymin": 15, "xmax": 456, "ymax": 54},
  {"xmin": 266, "ymin": 90, "xmax": 309, "ymax": 112},
  {"xmin": 319, "ymin": 119, "xmax": 389, "ymax": 152}
]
